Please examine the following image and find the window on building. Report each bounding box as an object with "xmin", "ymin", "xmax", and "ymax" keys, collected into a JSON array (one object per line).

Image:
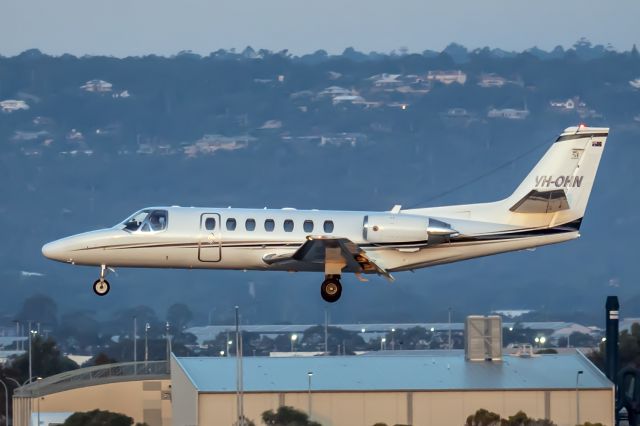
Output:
[
  {"xmin": 303, "ymin": 220, "xmax": 314, "ymax": 233},
  {"xmin": 226, "ymin": 218, "xmax": 237, "ymax": 231},
  {"xmin": 205, "ymin": 217, "xmax": 216, "ymax": 231},
  {"xmin": 245, "ymin": 218, "xmax": 256, "ymax": 231},
  {"xmin": 283, "ymin": 219, "xmax": 294, "ymax": 232},
  {"xmin": 264, "ymin": 219, "xmax": 275, "ymax": 232},
  {"xmin": 323, "ymin": 220, "xmax": 334, "ymax": 233}
]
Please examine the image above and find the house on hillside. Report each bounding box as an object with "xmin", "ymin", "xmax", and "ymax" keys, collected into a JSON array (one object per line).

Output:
[
  {"xmin": 549, "ymin": 97, "xmax": 586, "ymax": 111},
  {"xmin": 183, "ymin": 135, "xmax": 255, "ymax": 157},
  {"xmin": 369, "ymin": 73, "xmax": 403, "ymax": 88},
  {"xmin": 0, "ymin": 99, "xmax": 29, "ymax": 112},
  {"xmin": 487, "ymin": 107, "xmax": 529, "ymax": 120},
  {"xmin": 80, "ymin": 79, "xmax": 113, "ymax": 92},
  {"xmin": 478, "ymin": 73, "xmax": 507, "ymax": 88},
  {"xmin": 426, "ymin": 70, "xmax": 467, "ymax": 85},
  {"xmin": 318, "ymin": 86, "xmax": 355, "ymax": 97}
]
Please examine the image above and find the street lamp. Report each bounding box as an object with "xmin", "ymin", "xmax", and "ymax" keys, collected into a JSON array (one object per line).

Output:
[
  {"xmin": 226, "ymin": 339, "xmax": 233, "ymax": 357},
  {"xmin": 144, "ymin": 323, "xmax": 150, "ymax": 363},
  {"xmin": 391, "ymin": 328, "xmax": 396, "ymax": 351},
  {"xmin": 381, "ymin": 337, "xmax": 386, "ymax": 351},
  {"xmin": 430, "ymin": 327, "xmax": 435, "ymax": 332},
  {"xmin": 576, "ymin": 370, "xmax": 584, "ymax": 425},
  {"xmin": 291, "ymin": 334, "xmax": 297, "ymax": 352},
  {"xmin": 539, "ymin": 336, "xmax": 547, "ymax": 346},
  {"xmin": 361, "ymin": 328, "xmax": 366, "ymax": 334},
  {"xmin": 307, "ymin": 371, "xmax": 313, "ymax": 418},
  {"xmin": 219, "ymin": 350, "xmax": 225, "ymax": 356},
  {"xmin": 27, "ymin": 321, "xmax": 36, "ymax": 383}
]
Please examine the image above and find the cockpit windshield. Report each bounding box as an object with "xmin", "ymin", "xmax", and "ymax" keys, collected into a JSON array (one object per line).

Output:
[{"xmin": 121, "ymin": 209, "xmax": 168, "ymax": 232}]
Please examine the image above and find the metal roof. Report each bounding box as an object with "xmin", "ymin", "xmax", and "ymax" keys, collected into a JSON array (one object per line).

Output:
[{"xmin": 174, "ymin": 351, "xmax": 612, "ymax": 393}]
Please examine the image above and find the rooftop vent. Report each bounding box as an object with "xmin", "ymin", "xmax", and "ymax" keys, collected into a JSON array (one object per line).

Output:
[{"xmin": 465, "ymin": 315, "xmax": 502, "ymax": 361}]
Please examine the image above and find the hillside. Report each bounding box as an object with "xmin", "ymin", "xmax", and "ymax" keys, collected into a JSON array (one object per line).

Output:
[{"xmin": 1, "ymin": 42, "xmax": 640, "ymax": 325}]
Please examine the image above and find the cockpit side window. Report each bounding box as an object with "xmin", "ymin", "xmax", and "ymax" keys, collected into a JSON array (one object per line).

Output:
[
  {"xmin": 147, "ymin": 210, "xmax": 168, "ymax": 231},
  {"xmin": 122, "ymin": 209, "xmax": 168, "ymax": 232}
]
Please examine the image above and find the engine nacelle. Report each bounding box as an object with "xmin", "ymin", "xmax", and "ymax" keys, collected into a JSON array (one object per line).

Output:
[{"xmin": 363, "ymin": 214, "xmax": 458, "ymax": 244}]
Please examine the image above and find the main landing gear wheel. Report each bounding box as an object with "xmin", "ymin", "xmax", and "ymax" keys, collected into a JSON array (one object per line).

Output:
[
  {"xmin": 93, "ymin": 279, "xmax": 110, "ymax": 296},
  {"xmin": 321, "ymin": 277, "xmax": 342, "ymax": 303}
]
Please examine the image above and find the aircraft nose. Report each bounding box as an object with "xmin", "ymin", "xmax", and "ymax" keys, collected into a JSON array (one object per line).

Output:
[{"xmin": 42, "ymin": 240, "xmax": 70, "ymax": 262}]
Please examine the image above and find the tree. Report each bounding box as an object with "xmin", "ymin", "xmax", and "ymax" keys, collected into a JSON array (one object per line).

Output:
[
  {"xmin": 92, "ymin": 353, "xmax": 118, "ymax": 366},
  {"xmin": 15, "ymin": 294, "xmax": 58, "ymax": 329},
  {"xmin": 466, "ymin": 409, "xmax": 501, "ymax": 426},
  {"xmin": 62, "ymin": 409, "xmax": 148, "ymax": 426},
  {"xmin": 11, "ymin": 336, "xmax": 78, "ymax": 382},
  {"xmin": 262, "ymin": 406, "xmax": 320, "ymax": 426},
  {"xmin": 166, "ymin": 303, "xmax": 193, "ymax": 331}
]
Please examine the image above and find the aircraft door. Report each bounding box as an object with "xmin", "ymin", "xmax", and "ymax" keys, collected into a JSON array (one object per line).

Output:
[{"xmin": 199, "ymin": 213, "xmax": 221, "ymax": 262}]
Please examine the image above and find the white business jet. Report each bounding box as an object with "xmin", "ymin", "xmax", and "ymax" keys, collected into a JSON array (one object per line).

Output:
[{"xmin": 42, "ymin": 126, "xmax": 608, "ymax": 302}]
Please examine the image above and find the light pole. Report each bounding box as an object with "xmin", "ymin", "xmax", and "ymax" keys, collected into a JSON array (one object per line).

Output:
[
  {"xmin": 133, "ymin": 317, "xmax": 138, "ymax": 361},
  {"xmin": 0, "ymin": 378, "xmax": 8, "ymax": 426},
  {"xmin": 307, "ymin": 371, "xmax": 313, "ymax": 418},
  {"xmin": 27, "ymin": 321, "xmax": 34, "ymax": 382},
  {"xmin": 291, "ymin": 334, "xmax": 297, "ymax": 352},
  {"xmin": 144, "ymin": 323, "xmax": 150, "ymax": 363},
  {"xmin": 381, "ymin": 338, "xmax": 386, "ymax": 351},
  {"xmin": 165, "ymin": 322, "xmax": 172, "ymax": 360},
  {"xmin": 448, "ymin": 307, "xmax": 452, "ymax": 350},
  {"xmin": 391, "ymin": 328, "xmax": 396, "ymax": 351},
  {"xmin": 226, "ymin": 339, "xmax": 232, "ymax": 358},
  {"xmin": 576, "ymin": 370, "xmax": 584, "ymax": 425}
]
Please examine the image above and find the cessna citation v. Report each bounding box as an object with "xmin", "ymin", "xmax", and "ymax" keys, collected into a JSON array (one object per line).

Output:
[{"xmin": 42, "ymin": 126, "xmax": 608, "ymax": 302}]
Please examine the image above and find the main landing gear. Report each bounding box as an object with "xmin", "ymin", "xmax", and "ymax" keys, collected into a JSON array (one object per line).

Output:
[
  {"xmin": 93, "ymin": 264, "xmax": 111, "ymax": 296},
  {"xmin": 321, "ymin": 275, "xmax": 342, "ymax": 303}
]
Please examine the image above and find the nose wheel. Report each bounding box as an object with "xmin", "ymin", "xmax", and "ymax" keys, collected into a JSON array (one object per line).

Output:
[
  {"xmin": 93, "ymin": 279, "xmax": 110, "ymax": 296},
  {"xmin": 93, "ymin": 264, "xmax": 111, "ymax": 296},
  {"xmin": 321, "ymin": 276, "xmax": 342, "ymax": 303}
]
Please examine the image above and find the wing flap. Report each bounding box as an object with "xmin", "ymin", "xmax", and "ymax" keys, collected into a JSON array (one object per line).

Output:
[{"xmin": 263, "ymin": 237, "xmax": 394, "ymax": 281}]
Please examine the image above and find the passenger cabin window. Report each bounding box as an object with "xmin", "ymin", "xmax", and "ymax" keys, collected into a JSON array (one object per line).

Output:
[
  {"xmin": 245, "ymin": 219, "xmax": 256, "ymax": 231},
  {"xmin": 226, "ymin": 218, "xmax": 237, "ymax": 231},
  {"xmin": 205, "ymin": 217, "xmax": 216, "ymax": 231},
  {"xmin": 122, "ymin": 209, "xmax": 168, "ymax": 232},
  {"xmin": 303, "ymin": 220, "xmax": 314, "ymax": 233},
  {"xmin": 283, "ymin": 219, "xmax": 294, "ymax": 232},
  {"xmin": 264, "ymin": 219, "xmax": 275, "ymax": 232},
  {"xmin": 323, "ymin": 220, "xmax": 334, "ymax": 233}
]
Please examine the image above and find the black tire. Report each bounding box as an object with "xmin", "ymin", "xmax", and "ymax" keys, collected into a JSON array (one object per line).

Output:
[
  {"xmin": 321, "ymin": 278, "xmax": 342, "ymax": 303},
  {"xmin": 93, "ymin": 279, "xmax": 110, "ymax": 296}
]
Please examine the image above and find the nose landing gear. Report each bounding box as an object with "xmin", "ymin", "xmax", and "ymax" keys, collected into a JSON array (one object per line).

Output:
[
  {"xmin": 321, "ymin": 275, "xmax": 342, "ymax": 303},
  {"xmin": 93, "ymin": 264, "xmax": 111, "ymax": 296}
]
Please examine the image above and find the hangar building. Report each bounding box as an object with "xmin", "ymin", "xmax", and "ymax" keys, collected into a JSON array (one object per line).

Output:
[{"xmin": 171, "ymin": 351, "xmax": 613, "ymax": 426}]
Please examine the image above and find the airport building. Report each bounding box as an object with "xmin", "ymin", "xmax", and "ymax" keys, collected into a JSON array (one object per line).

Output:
[{"xmin": 12, "ymin": 351, "xmax": 613, "ymax": 426}]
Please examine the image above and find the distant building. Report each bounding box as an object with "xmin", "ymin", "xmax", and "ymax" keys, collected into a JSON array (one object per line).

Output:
[
  {"xmin": 259, "ymin": 120, "xmax": 282, "ymax": 129},
  {"xmin": 487, "ymin": 107, "xmax": 529, "ymax": 120},
  {"xmin": 549, "ymin": 97, "xmax": 585, "ymax": 111},
  {"xmin": 183, "ymin": 135, "xmax": 255, "ymax": 157},
  {"xmin": 478, "ymin": 73, "xmax": 507, "ymax": 88},
  {"xmin": 80, "ymin": 79, "xmax": 113, "ymax": 92},
  {"xmin": 426, "ymin": 70, "xmax": 467, "ymax": 85},
  {"xmin": 318, "ymin": 86, "xmax": 355, "ymax": 97},
  {"xmin": 370, "ymin": 73, "xmax": 403, "ymax": 87},
  {"xmin": 444, "ymin": 107, "xmax": 470, "ymax": 118},
  {"xmin": 492, "ymin": 309, "xmax": 533, "ymax": 318},
  {"xmin": 332, "ymin": 94, "xmax": 366, "ymax": 105},
  {"xmin": 0, "ymin": 99, "xmax": 29, "ymax": 112}
]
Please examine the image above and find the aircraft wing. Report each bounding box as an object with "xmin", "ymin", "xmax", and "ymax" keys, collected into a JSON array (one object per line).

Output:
[{"xmin": 263, "ymin": 237, "xmax": 394, "ymax": 281}]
